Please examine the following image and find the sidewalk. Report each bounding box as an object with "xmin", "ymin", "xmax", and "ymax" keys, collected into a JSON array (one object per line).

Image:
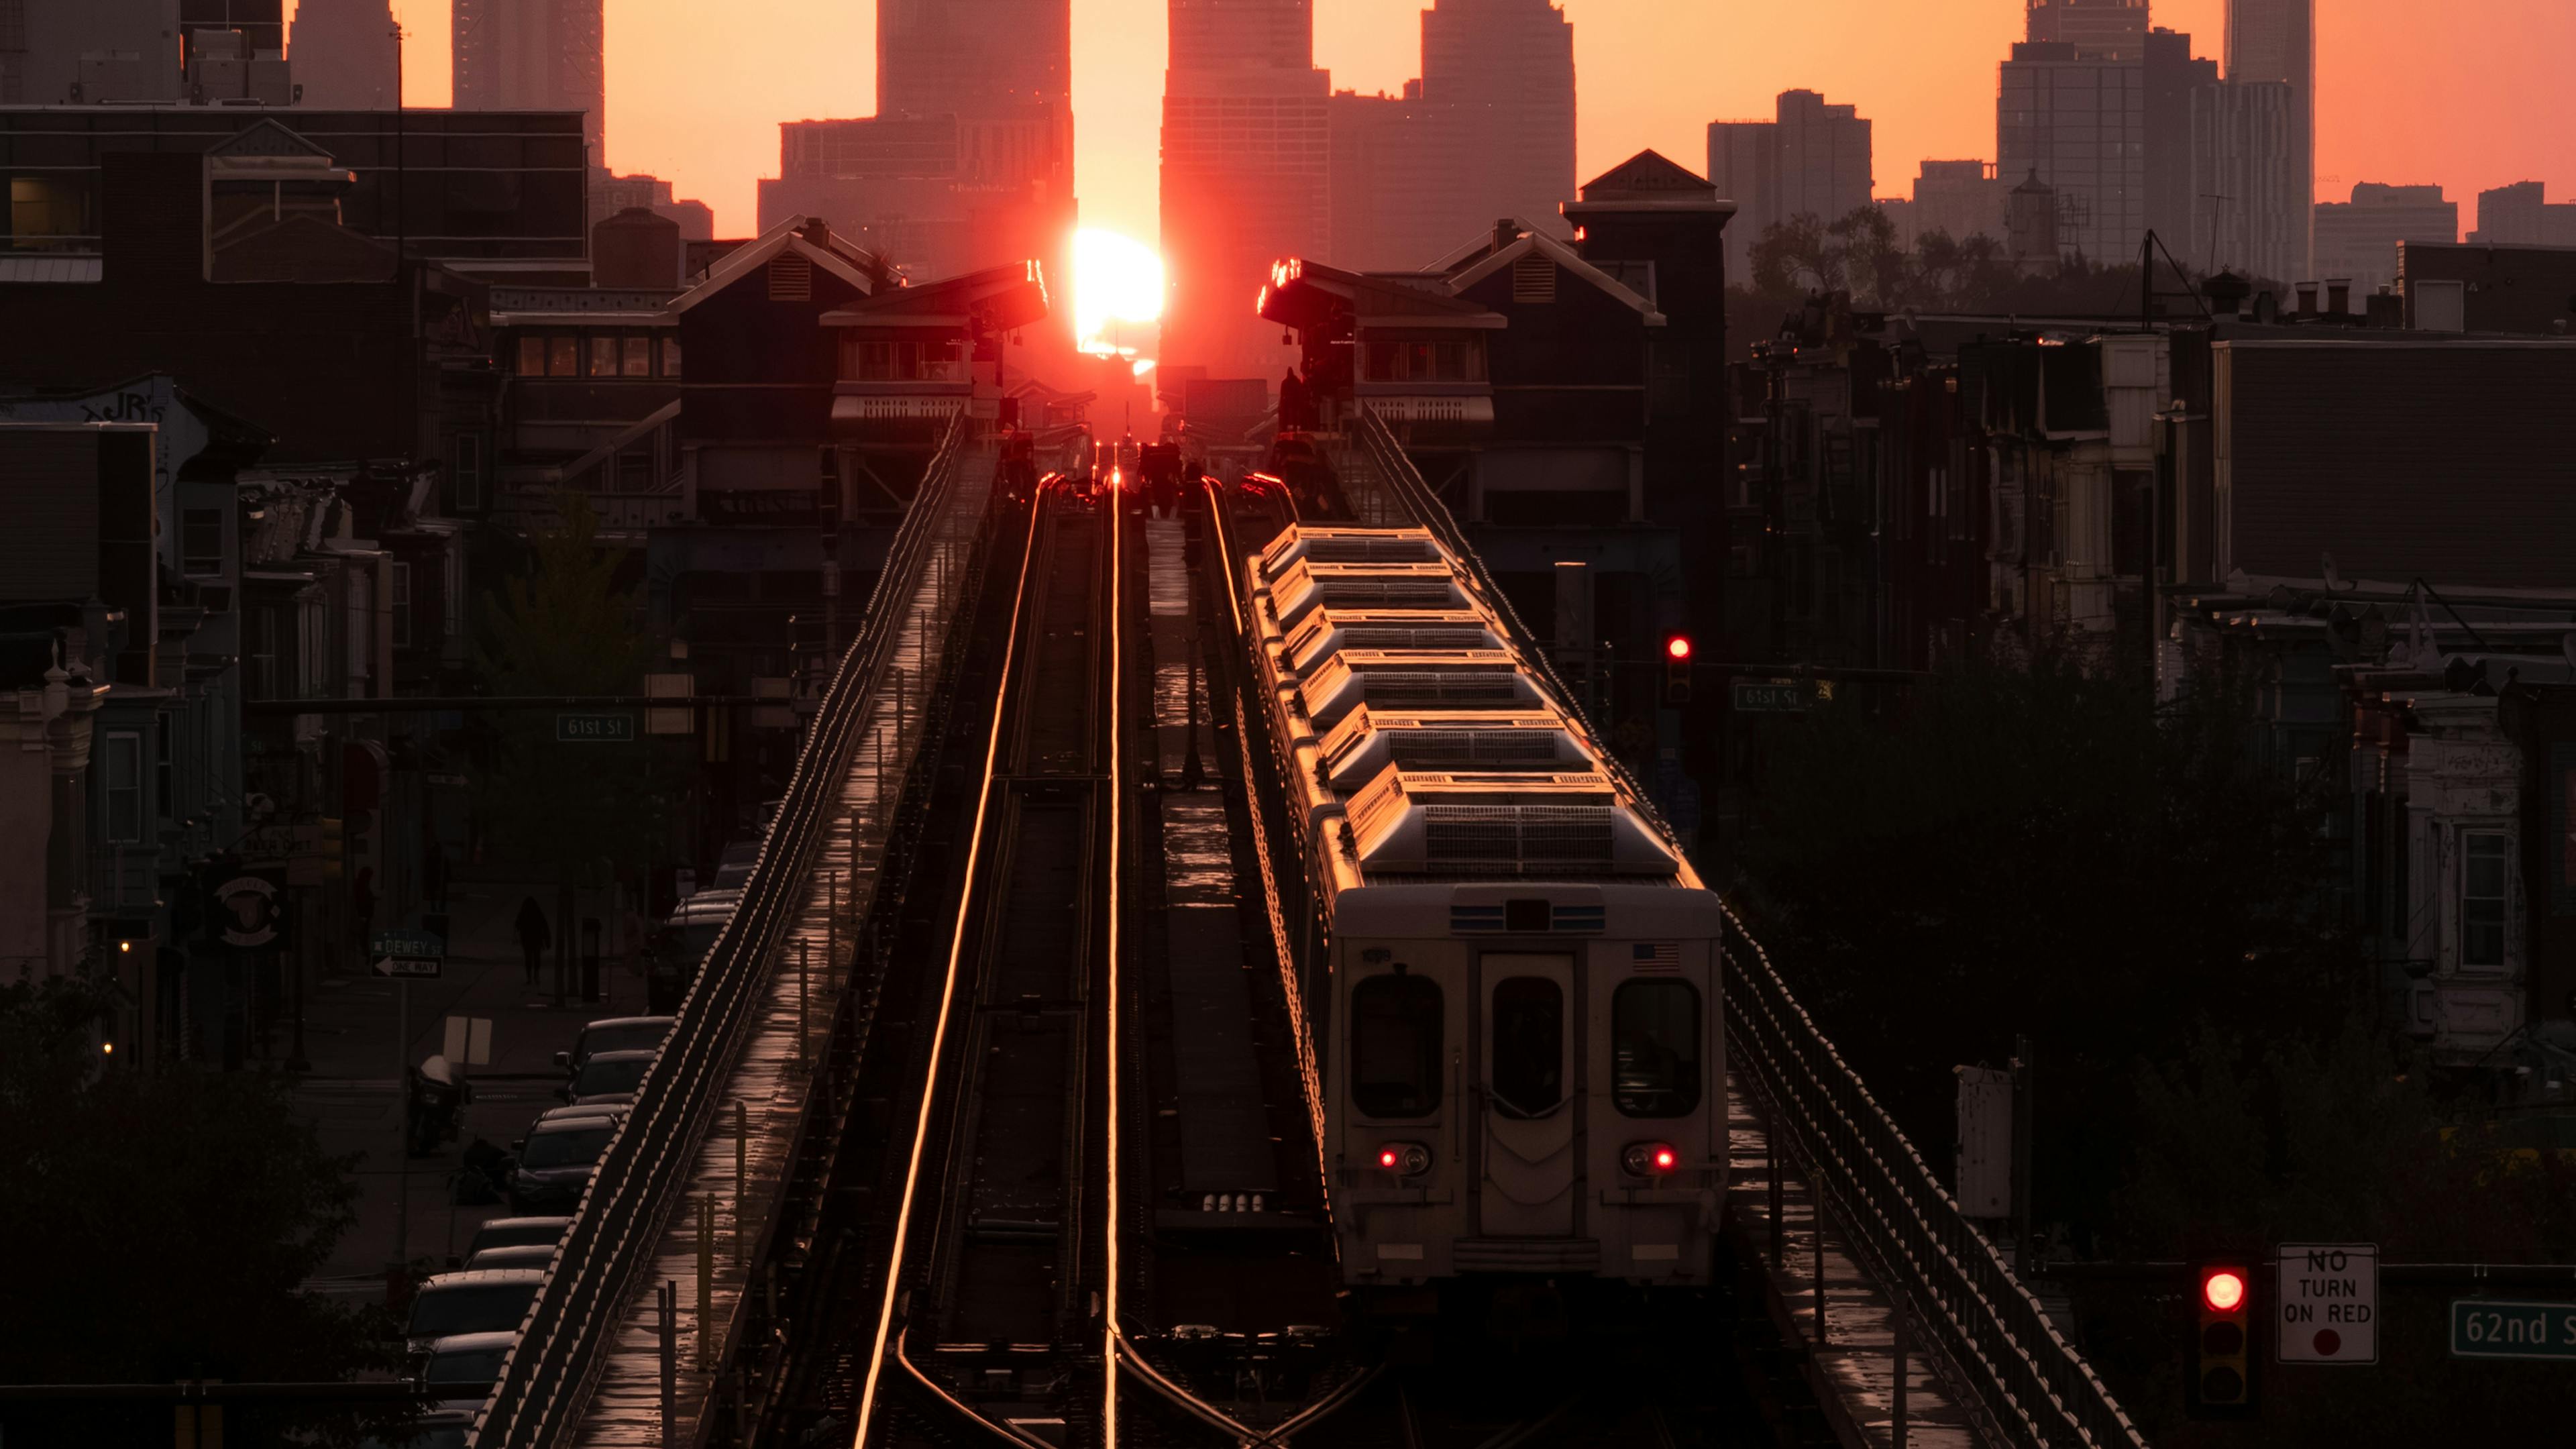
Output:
[{"xmin": 291, "ymin": 881, "xmax": 654, "ymax": 1299}]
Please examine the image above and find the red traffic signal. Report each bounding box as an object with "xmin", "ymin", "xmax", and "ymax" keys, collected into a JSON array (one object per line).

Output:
[
  {"xmin": 1663, "ymin": 635, "xmax": 1693, "ymax": 704},
  {"xmin": 2188, "ymin": 1263, "xmax": 2256, "ymax": 1419},
  {"xmin": 1664, "ymin": 635, "xmax": 1692, "ymax": 661}
]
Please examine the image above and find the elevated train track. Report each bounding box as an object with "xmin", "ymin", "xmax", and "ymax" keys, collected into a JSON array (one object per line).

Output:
[{"xmin": 472, "ymin": 415, "xmax": 2150, "ymax": 1449}]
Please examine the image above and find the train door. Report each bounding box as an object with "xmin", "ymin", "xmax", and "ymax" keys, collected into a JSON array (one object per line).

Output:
[{"xmin": 1478, "ymin": 953, "xmax": 1576, "ymax": 1236}]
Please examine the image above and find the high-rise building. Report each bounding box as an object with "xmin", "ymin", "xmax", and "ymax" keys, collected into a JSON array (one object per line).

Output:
[
  {"xmin": 289, "ymin": 0, "xmax": 399, "ymax": 111},
  {"xmin": 2469, "ymin": 182, "xmax": 2576, "ymax": 248},
  {"xmin": 2026, "ymin": 0, "xmax": 2148, "ymax": 56},
  {"xmin": 2190, "ymin": 78, "xmax": 2298, "ymax": 285},
  {"xmin": 1418, "ymin": 0, "xmax": 1575, "ymax": 234},
  {"xmin": 1161, "ymin": 0, "xmax": 1330, "ymax": 372},
  {"xmin": 1323, "ymin": 0, "xmax": 1574, "ymax": 273},
  {"xmin": 1707, "ymin": 89, "xmax": 1871, "ymax": 279},
  {"xmin": 453, "ymin": 0, "xmax": 605, "ymax": 164},
  {"xmin": 2314, "ymin": 183, "xmax": 2457, "ymax": 301},
  {"xmin": 3, "ymin": 0, "xmax": 292, "ymax": 105},
  {"xmin": 1998, "ymin": 42, "xmax": 2144, "ymax": 265},
  {"xmin": 2225, "ymin": 0, "xmax": 2313, "ymax": 274},
  {"xmin": 757, "ymin": 2, "xmax": 1075, "ymax": 291},
  {"xmin": 1890, "ymin": 160, "xmax": 2006, "ymax": 248},
  {"xmin": 2143, "ymin": 29, "xmax": 2217, "ymax": 258},
  {"xmin": 879, "ymin": 0, "xmax": 1073, "ymax": 195}
]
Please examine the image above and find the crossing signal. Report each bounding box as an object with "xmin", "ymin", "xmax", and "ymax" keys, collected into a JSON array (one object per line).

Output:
[
  {"xmin": 1663, "ymin": 635, "xmax": 1693, "ymax": 704},
  {"xmin": 2188, "ymin": 1263, "xmax": 2257, "ymax": 1419}
]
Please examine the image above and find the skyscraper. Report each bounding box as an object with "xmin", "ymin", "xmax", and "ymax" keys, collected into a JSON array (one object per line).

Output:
[
  {"xmin": 879, "ymin": 0, "xmax": 1072, "ymax": 195},
  {"xmin": 1161, "ymin": 0, "xmax": 1331, "ymax": 372},
  {"xmin": 1709, "ymin": 91, "xmax": 1872, "ymax": 280},
  {"xmin": 2190, "ymin": 78, "xmax": 2298, "ymax": 284},
  {"xmin": 290, "ymin": 0, "xmax": 400, "ymax": 111},
  {"xmin": 453, "ymin": 0, "xmax": 605, "ymax": 164},
  {"xmin": 1999, "ymin": 40, "xmax": 2145, "ymax": 265},
  {"xmin": 1418, "ymin": 0, "xmax": 1575, "ymax": 234},
  {"xmin": 2025, "ymin": 0, "xmax": 2147, "ymax": 56},
  {"xmin": 2314, "ymin": 184, "xmax": 2458, "ymax": 300},
  {"xmin": 2225, "ymin": 0, "xmax": 2313, "ymax": 274},
  {"xmin": 1324, "ymin": 0, "xmax": 1574, "ymax": 272}
]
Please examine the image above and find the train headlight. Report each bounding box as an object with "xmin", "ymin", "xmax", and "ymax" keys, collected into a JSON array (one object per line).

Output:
[
  {"xmin": 1375, "ymin": 1142, "xmax": 1432, "ymax": 1177},
  {"xmin": 1621, "ymin": 1142, "xmax": 1680, "ymax": 1177}
]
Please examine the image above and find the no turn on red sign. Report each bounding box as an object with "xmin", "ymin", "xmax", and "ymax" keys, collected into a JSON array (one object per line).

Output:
[{"xmin": 2278, "ymin": 1242, "xmax": 2378, "ymax": 1364}]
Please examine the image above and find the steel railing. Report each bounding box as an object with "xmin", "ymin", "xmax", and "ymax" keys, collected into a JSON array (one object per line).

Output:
[
  {"xmin": 1721, "ymin": 906, "xmax": 2147, "ymax": 1449},
  {"xmin": 473, "ymin": 413, "xmax": 979, "ymax": 1448},
  {"xmin": 1344, "ymin": 407, "xmax": 2147, "ymax": 1449}
]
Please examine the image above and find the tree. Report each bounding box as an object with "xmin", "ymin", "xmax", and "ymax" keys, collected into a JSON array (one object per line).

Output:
[
  {"xmin": 472, "ymin": 491, "xmax": 675, "ymax": 884},
  {"xmin": 1735, "ymin": 643, "xmax": 2349, "ymax": 1239},
  {"xmin": 0, "ymin": 971, "xmax": 405, "ymax": 1443}
]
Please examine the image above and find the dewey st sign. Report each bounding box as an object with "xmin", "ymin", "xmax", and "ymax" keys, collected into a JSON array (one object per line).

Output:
[{"xmin": 2277, "ymin": 1242, "xmax": 2378, "ymax": 1364}]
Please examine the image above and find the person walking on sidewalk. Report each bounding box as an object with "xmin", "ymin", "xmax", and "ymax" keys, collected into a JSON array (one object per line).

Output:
[{"xmin": 515, "ymin": 896, "xmax": 550, "ymax": 987}]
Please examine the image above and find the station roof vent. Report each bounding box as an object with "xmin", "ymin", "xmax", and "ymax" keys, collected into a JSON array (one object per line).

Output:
[
  {"xmin": 1344, "ymin": 768, "xmax": 1678, "ymax": 877},
  {"xmin": 1258, "ymin": 524, "xmax": 1444, "ymax": 579},
  {"xmin": 1267, "ymin": 559, "xmax": 1468, "ymax": 629},
  {"xmin": 1318, "ymin": 706, "xmax": 1587, "ymax": 792},
  {"xmin": 1296, "ymin": 651, "xmax": 1529, "ymax": 727},
  {"xmin": 1285, "ymin": 607, "xmax": 1502, "ymax": 673}
]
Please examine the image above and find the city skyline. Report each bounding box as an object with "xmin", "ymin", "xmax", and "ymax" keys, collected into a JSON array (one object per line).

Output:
[{"xmin": 305, "ymin": 1, "xmax": 2576, "ymax": 251}]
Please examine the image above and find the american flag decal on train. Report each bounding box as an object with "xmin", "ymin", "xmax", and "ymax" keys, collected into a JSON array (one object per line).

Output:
[{"xmin": 1631, "ymin": 943, "xmax": 1680, "ymax": 971}]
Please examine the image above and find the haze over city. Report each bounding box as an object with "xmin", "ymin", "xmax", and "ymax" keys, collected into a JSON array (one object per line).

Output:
[
  {"xmin": 12, "ymin": 1, "xmax": 2576, "ymax": 1446},
  {"xmin": 343, "ymin": 0, "xmax": 2576, "ymax": 240}
]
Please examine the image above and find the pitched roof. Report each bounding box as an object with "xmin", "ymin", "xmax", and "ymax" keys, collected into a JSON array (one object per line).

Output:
[
  {"xmin": 208, "ymin": 117, "xmax": 335, "ymax": 161},
  {"xmin": 1565, "ymin": 149, "xmax": 1729, "ymax": 215},
  {"xmin": 670, "ymin": 215, "xmax": 880, "ymax": 315},
  {"xmin": 818, "ymin": 260, "xmax": 1050, "ymax": 331},
  {"xmin": 1447, "ymin": 230, "xmax": 1667, "ymax": 325}
]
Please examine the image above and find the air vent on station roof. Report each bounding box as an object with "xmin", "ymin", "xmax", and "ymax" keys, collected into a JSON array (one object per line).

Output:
[{"xmin": 1512, "ymin": 254, "xmax": 1558, "ymax": 303}]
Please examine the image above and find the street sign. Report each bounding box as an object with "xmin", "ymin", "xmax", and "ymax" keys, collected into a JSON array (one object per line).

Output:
[
  {"xmin": 374, "ymin": 955, "xmax": 441, "ymax": 979},
  {"xmin": 1731, "ymin": 679, "xmax": 1809, "ymax": 714},
  {"xmin": 2277, "ymin": 1242, "xmax": 2378, "ymax": 1363},
  {"xmin": 556, "ymin": 711, "xmax": 637, "ymax": 743},
  {"xmin": 371, "ymin": 928, "xmax": 445, "ymax": 958},
  {"xmin": 2451, "ymin": 1299, "xmax": 2576, "ymax": 1360}
]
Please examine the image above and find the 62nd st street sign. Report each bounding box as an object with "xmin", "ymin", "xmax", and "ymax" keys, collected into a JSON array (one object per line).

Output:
[{"xmin": 2452, "ymin": 1300, "xmax": 2576, "ymax": 1360}]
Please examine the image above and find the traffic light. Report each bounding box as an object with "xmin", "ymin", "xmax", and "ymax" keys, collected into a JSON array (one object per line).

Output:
[
  {"xmin": 2188, "ymin": 1262, "xmax": 2257, "ymax": 1418},
  {"xmin": 1663, "ymin": 635, "xmax": 1693, "ymax": 704}
]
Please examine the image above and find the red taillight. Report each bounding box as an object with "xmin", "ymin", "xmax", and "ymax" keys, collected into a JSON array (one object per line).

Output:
[
  {"xmin": 1622, "ymin": 1142, "xmax": 1680, "ymax": 1177},
  {"xmin": 1377, "ymin": 1142, "xmax": 1432, "ymax": 1177}
]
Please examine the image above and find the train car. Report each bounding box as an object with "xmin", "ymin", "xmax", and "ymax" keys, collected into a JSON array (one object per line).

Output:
[{"xmin": 1240, "ymin": 523, "xmax": 1725, "ymax": 1307}]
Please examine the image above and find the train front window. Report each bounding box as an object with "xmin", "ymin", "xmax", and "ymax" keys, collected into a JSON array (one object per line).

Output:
[
  {"xmin": 1489, "ymin": 976, "xmax": 1564, "ymax": 1119},
  {"xmin": 1612, "ymin": 980, "xmax": 1701, "ymax": 1118},
  {"xmin": 1351, "ymin": 973, "xmax": 1444, "ymax": 1119}
]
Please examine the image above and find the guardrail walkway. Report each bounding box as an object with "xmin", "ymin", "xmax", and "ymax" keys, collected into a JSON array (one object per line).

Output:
[
  {"xmin": 569, "ymin": 439, "xmax": 997, "ymax": 1446},
  {"xmin": 473, "ymin": 419, "xmax": 996, "ymax": 1449}
]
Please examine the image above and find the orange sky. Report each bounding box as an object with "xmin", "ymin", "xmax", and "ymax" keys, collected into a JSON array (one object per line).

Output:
[{"xmin": 358, "ymin": 1, "xmax": 2576, "ymax": 246}]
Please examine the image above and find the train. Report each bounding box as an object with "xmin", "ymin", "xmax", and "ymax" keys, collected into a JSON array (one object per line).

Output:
[{"xmin": 1236, "ymin": 522, "xmax": 1726, "ymax": 1304}]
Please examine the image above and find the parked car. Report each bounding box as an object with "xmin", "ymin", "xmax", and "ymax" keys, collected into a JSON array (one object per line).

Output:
[
  {"xmin": 557, "ymin": 1047, "xmax": 657, "ymax": 1107},
  {"xmin": 463, "ymin": 1216, "xmax": 570, "ymax": 1258},
  {"xmin": 551, "ymin": 1015, "xmax": 674, "ymax": 1075},
  {"xmin": 533, "ymin": 1102, "xmax": 627, "ymax": 1128},
  {"xmin": 506, "ymin": 1114, "xmax": 620, "ymax": 1214},
  {"xmin": 419, "ymin": 1330, "xmax": 517, "ymax": 1412},
  {"xmin": 463, "ymin": 1242, "xmax": 558, "ymax": 1273},
  {"xmin": 712, "ymin": 839, "xmax": 762, "ymax": 890},
  {"xmin": 402, "ymin": 1269, "xmax": 545, "ymax": 1354}
]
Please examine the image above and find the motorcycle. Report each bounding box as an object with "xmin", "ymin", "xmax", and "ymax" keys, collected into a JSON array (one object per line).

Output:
[{"xmin": 406, "ymin": 1055, "xmax": 472, "ymax": 1158}]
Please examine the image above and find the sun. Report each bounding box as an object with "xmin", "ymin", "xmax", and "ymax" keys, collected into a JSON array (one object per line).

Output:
[{"xmin": 1073, "ymin": 228, "xmax": 1165, "ymax": 356}]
